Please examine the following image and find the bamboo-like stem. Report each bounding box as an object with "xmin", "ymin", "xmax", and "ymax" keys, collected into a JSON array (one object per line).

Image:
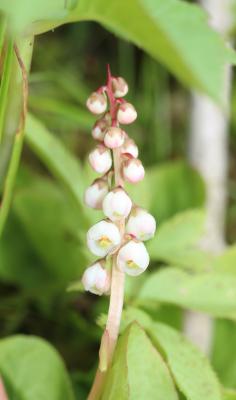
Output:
[
  {"xmin": 87, "ymin": 67, "xmax": 126, "ymax": 400},
  {"xmin": 0, "ymin": 38, "xmax": 14, "ymax": 145},
  {"xmin": 0, "ymin": 36, "xmax": 34, "ymax": 237},
  {"xmin": 184, "ymin": 0, "xmax": 233, "ymax": 353}
]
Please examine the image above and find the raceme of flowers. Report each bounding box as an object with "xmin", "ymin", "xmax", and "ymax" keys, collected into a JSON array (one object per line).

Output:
[{"xmin": 82, "ymin": 70, "xmax": 156, "ymax": 296}]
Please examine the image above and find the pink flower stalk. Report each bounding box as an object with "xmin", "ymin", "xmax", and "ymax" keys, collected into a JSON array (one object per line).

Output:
[{"xmin": 84, "ymin": 66, "xmax": 157, "ymax": 397}]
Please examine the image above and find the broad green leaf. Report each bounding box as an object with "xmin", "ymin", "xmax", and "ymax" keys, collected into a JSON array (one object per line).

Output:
[
  {"xmin": 0, "ymin": 335, "xmax": 75, "ymax": 400},
  {"xmin": 13, "ymin": 173, "xmax": 90, "ymax": 285},
  {"xmin": 212, "ymin": 319, "xmax": 236, "ymax": 388},
  {"xmin": 102, "ymin": 323, "xmax": 178, "ymax": 400},
  {"xmin": 139, "ymin": 267, "xmax": 236, "ymax": 318},
  {"xmin": 223, "ymin": 389, "xmax": 236, "ymax": 400},
  {"xmin": 0, "ymin": 212, "xmax": 49, "ymax": 292},
  {"xmin": 32, "ymin": 0, "xmax": 235, "ymax": 103},
  {"xmin": 121, "ymin": 309, "xmax": 222, "ymax": 400},
  {"xmin": 213, "ymin": 246, "xmax": 236, "ymax": 274},
  {"xmin": 0, "ymin": 0, "xmax": 77, "ymax": 34},
  {"xmin": 129, "ymin": 161, "xmax": 205, "ymax": 223},
  {"xmin": 147, "ymin": 209, "xmax": 213, "ymax": 270},
  {"xmin": 151, "ymin": 322, "xmax": 222, "ymax": 400}
]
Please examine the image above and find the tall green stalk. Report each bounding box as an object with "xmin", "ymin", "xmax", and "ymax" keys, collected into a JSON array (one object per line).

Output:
[{"xmin": 0, "ymin": 34, "xmax": 34, "ymax": 237}]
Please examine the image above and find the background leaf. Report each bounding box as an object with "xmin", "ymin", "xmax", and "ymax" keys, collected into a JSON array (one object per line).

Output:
[
  {"xmin": 32, "ymin": 0, "xmax": 235, "ymax": 102},
  {"xmin": 147, "ymin": 209, "xmax": 212, "ymax": 270},
  {"xmin": 0, "ymin": 335, "xmax": 75, "ymax": 400},
  {"xmin": 139, "ymin": 267, "xmax": 236, "ymax": 318}
]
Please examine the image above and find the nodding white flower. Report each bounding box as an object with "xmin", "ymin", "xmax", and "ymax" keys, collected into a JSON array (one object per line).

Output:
[
  {"xmin": 117, "ymin": 240, "xmax": 150, "ymax": 276},
  {"xmin": 117, "ymin": 102, "xmax": 137, "ymax": 124},
  {"xmin": 84, "ymin": 178, "xmax": 109, "ymax": 209},
  {"xmin": 103, "ymin": 188, "xmax": 132, "ymax": 221},
  {"xmin": 87, "ymin": 220, "xmax": 121, "ymax": 257},
  {"xmin": 104, "ymin": 127, "xmax": 125, "ymax": 149},
  {"xmin": 89, "ymin": 145, "xmax": 112, "ymax": 174},
  {"xmin": 82, "ymin": 261, "xmax": 110, "ymax": 295},
  {"xmin": 121, "ymin": 138, "xmax": 138, "ymax": 158},
  {"xmin": 86, "ymin": 92, "xmax": 107, "ymax": 114},
  {"xmin": 112, "ymin": 77, "xmax": 128, "ymax": 98},
  {"xmin": 126, "ymin": 207, "xmax": 156, "ymax": 241},
  {"xmin": 123, "ymin": 158, "xmax": 145, "ymax": 183}
]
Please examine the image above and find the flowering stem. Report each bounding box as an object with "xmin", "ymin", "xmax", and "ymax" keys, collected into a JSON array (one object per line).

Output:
[
  {"xmin": 87, "ymin": 67, "xmax": 126, "ymax": 400},
  {"xmin": 0, "ymin": 36, "xmax": 34, "ymax": 237}
]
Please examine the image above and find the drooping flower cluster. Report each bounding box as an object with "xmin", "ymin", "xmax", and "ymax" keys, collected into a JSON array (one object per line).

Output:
[{"xmin": 82, "ymin": 67, "xmax": 156, "ymax": 296}]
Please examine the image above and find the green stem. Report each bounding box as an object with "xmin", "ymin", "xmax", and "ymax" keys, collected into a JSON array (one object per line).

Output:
[
  {"xmin": 0, "ymin": 15, "xmax": 7, "ymax": 55},
  {"xmin": 0, "ymin": 38, "xmax": 14, "ymax": 144},
  {"xmin": 0, "ymin": 35, "xmax": 34, "ymax": 237}
]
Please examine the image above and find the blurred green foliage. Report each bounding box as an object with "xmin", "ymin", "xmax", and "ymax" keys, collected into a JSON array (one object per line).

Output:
[{"xmin": 0, "ymin": 2, "xmax": 236, "ymax": 399}]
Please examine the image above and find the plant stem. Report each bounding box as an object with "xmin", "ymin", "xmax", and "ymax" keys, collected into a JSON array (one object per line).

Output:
[
  {"xmin": 0, "ymin": 35, "xmax": 34, "ymax": 237},
  {"xmin": 88, "ymin": 67, "xmax": 126, "ymax": 400},
  {"xmin": 184, "ymin": 0, "xmax": 232, "ymax": 353}
]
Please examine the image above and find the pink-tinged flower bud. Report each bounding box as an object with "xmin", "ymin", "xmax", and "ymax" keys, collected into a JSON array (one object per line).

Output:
[
  {"xmin": 123, "ymin": 158, "xmax": 145, "ymax": 183},
  {"xmin": 104, "ymin": 127, "xmax": 125, "ymax": 149},
  {"xmin": 84, "ymin": 178, "xmax": 109, "ymax": 209},
  {"xmin": 86, "ymin": 92, "xmax": 107, "ymax": 115},
  {"xmin": 126, "ymin": 207, "xmax": 156, "ymax": 241},
  {"xmin": 117, "ymin": 102, "xmax": 137, "ymax": 124},
  {"xmin": 112, "ymin": 77, "xmax": 128, "ymax": 98},
  {"xmin": 117, "ymin": 240, "xmax": 150, "ymax": 276},
  {"xmin": 87, "ymin": 220, "xmax": 121, "ymax": 257},
  {"xmin": 82, "ymin": 261, "xmax": 110, "ymax": 295},
  {"xmin": 103, "ymin": 188, "xmax": 132, "ymax": 221},
  {"xmin": 92, "ymin": 119, "xmax": 107, "ymax": 141},
  {"xmin": 121, "ymin": 138, "xmax": 138, "ymax": 158},
  {"xmin": 89, "ymin": 145, "xmax": 112, "ymax": 174}
]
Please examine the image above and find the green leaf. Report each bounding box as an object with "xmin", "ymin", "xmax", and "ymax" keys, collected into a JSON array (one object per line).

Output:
[
  {"xmin": 213, "ymin": 246, "xmax": 236, "ymax": 274},
  {"xmin": 0, "ymin": 335, "xmax": 75, "ymax": 400},
  {"xmin": 121, "ymin": 309, "xmax": 222, "ymax": 400},
  {"xmin": 147, "ymin": 209, "xmax": 213, "ymax": 270},
  {"xmin": 139, "ymin": 267, "xmax": 236, "ymax": 318},
  {"xmin": 211, "ymin": 319, "xmax": 236, "ymax": 388},
  {"xmin": 102, "ymin": 323, "xmax": 178, "ymax": 400},
  {"xmin": 151, "ymin": 322, "xmax": 222, "ymax": 400},
  {"xmin": 32, "ymin": 0, "xmax": 235, "ymax": 103},
  {"xmin": 0, "ymin": 0, "xmax": 77, "ymax": 35},
  {"xmin": 13, "ymin": 172, "xmax": 90, "ymax": 285},
  {"xmin": 223, "ymin": 389, "xmax": 236, "ymax": 400},
  {"xmin": 129, "ymin": 161, "xmax": 205, "ymax": 223}
]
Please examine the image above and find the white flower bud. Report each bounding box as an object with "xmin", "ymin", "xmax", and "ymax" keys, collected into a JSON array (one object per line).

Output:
[
  {"xmin": 126, "ymin": 207, "xmax": 156, "ymax": 241},
  {"xmin": 84, "ymin": 178, "xmax": 109, "ymax": 209},
  {"xmin": 104, "ymin": 127, "xmax": 125, "ymax": 149},
  {"xmin": 117, "ymin": 240, "xmax": 150, "ymax": 276},
  {"xmin": 86, "ymin": 92, "xmax": 107, "ymax": 115},
  {"xmin": 121, "ymin": 138, "xmax": 138, "ymax": 158},
  {"xmin": 87, "ymin": 220, "xmax": 121, "ymax": 257},
  {"xmin": 103, "ymin": 188, "xmax": 132, "ymax": 221},
  {"xmin": 123, "ymin": 158, "xmax": 145, "ymax": 183},
  {"xmin": 89, "ymin": 145, "xmax": 112, "ymax": 174},
  {"xmin": 117, "ymin": 102, "xmax": 137, "ymax": 124},
  {"xmin": 112, "ymin": 77, "xmax": 128, "ymax": 97},
  {"xmin": 82, "ymin": 261, "xmax": 110, "ymax": 295},
  {"xmin": 92, "ymin": 119, "xmax": 107, "ymax": 142}
]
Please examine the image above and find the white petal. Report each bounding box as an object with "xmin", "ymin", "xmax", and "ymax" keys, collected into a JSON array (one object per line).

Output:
[{"xmin": 117, "ymin": 241, "xmax": 149, "ymax": 276}]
